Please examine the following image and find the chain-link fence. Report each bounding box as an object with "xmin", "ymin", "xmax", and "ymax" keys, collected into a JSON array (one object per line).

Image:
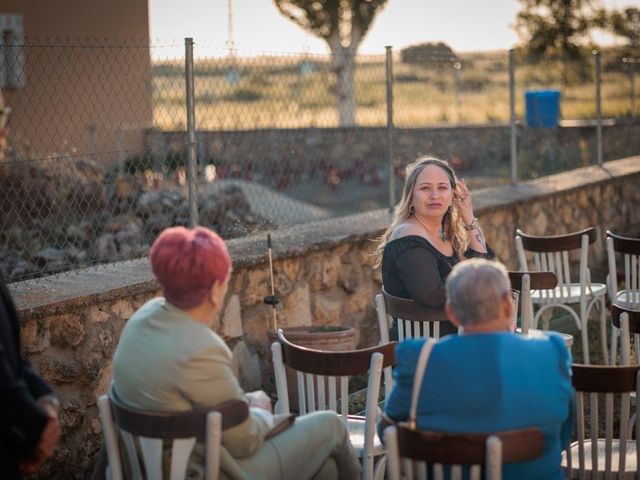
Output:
[{"xmin": 1, "ymin": 38, "xmax": 638, "ymax": 282}]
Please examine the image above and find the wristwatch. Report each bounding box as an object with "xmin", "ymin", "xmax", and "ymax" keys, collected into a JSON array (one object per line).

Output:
[{"xmin": 463, "ymin": 218, "xmax": 479, "ymax": 231}]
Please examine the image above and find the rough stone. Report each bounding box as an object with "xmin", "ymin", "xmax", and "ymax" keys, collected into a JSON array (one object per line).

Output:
[
  {"xmin": 111, "ymin": 299, "xmax": 135, "ymax": 321},
  {"xmin": 311, "ymin": 288, "xmax": 346, "ymax": 326},
  {"xmin": 92, "ymin": 365, "xmax": 113, "ymax": 401},
  {"xmin": 242, "ymin": 267, "xmax": 270, "ymax": 306},
  {"xmin": 528, "ymin": 206, "xmax": 548, "ymax": 235},
  {"xmin": 281, "ymin": 282, "xmax": 311, "ymax": 327},
  {"xmin": 21, "ymin": 319, "xmax": 49, "ymax": 354},
  {"xmin": 36, "ymin": 354, "xmax": 81, "ymax": 384},
  {"xmin": 343, "ymin": 284, "xmax": 373, "ymax": 316},
  {"xmin": 308, "ymin": 253, "xmax": 341, "ymax": 291},
  {"xmin": 242, "ymin": 304, "xmax": 271, "ymax": 348},
  {"xmin": 338, "ymin": 260, "xmax": 364, "ymax": 294},
  {"xmin": 60, "ymin": 397, "xmax": 84, "ymax": 435},
  {"xmin": 50, "ymin": 314, "xmax": 85, "ymax": 348},
  {"xmin": 232, "ymin": 341, "xmax": 262, "ymax": 391},
  {"xmin": 279, "ymin": 258, "xmax": 301, "ymax": 282},
  {"xmin": 222, "ymin": 294, "xmax": 243, "ymax": 339},
  {"xmin": 84, "ymin": 305, "xmax": 111, "ymax": 325}
]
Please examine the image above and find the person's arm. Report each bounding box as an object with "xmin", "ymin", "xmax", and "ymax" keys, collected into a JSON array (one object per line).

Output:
[
  {"xmin": 378, "ymin": 340, "xmax": 424, "ymax": 440},
  {"xmin": 550, "ymin": 334, "xmax": 574, "ymax": 449},
  {"xmin": 0, "ymin": 343, "xmax": 50, "ymax": 461},
  {"xmin": 454, "ymin": 179, "xmax": 488, "ymax": 254},
  {"xmin": 394, "ymin": 247, "xmax": 447, "ymax": 308},
  {"xmin": 178, "ymin": 343, "xmax": 271, "ymax": 459}
]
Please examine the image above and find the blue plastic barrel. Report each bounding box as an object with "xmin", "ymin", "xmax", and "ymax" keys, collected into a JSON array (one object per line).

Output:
[{"xmin": 525, "ymin": 90, "xmax": 561, "ymax": 127}]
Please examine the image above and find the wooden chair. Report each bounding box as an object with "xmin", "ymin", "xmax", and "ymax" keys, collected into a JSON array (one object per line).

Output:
[
  {"xmin": 515, "ymin": 227, "xmax": 607, "ymax": 364},
  {"xmin": 607, "ymin": 231, "xmax": 640, "ymax": 365},
  {"xmin": 508, "ymin": 271, "xmax": 558, "ymax": 334},
  {"xmin": 98, "ymin": 387, "xmax": 249, "ymax": 480},
  {"xmin": 271, "ymin": 329, "xmax": 396, "ymax": 480},
  {"xmin": 607, "ymin": 231, "xmax": 640, "ymax": 309},
  {"xmin": 384, "ymin": 425, "xmax": 544, "ymax": 480},
  {"xmin": 375, "ymin": 288, "xmax": 452, "ymax": 344},
  {"xmin": 610, "ymin": 304, "xmax": 640, "ymax": 439},
  {"xmin": 563, "ymin": 364, "xmax": 640, "ymax": 479}
]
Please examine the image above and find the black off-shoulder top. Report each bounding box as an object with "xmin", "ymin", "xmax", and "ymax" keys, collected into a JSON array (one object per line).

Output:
[{"xmin": 382, "ymin": 235, "xmax": 495, "ymax": 309}]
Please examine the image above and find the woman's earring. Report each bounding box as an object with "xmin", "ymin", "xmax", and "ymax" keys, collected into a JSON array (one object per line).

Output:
[{"xmin": 409, "ymin": 205, "xmax": 415, "ymax": 215}]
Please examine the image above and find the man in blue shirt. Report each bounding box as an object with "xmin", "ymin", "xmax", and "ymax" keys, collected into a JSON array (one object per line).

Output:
[{"xmin": 381, "ymin": 259, "xmax": 574, "ymax": 479}]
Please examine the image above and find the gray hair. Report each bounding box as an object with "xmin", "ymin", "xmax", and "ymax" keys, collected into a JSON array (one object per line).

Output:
[{"xmin": 445, "ymin": 259, "xmax": 510, "ymax": 326}]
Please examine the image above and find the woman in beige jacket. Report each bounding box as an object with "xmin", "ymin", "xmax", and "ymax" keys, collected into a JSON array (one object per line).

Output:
[{"xmin": 109, "ymin": 226, "xmax": 360, "ymax": 480}]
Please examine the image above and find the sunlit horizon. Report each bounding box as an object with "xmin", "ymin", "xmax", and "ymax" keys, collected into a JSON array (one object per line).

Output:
[{"xmin": 149, "ymin": 0, "xmax": 636, "ymax": 58}]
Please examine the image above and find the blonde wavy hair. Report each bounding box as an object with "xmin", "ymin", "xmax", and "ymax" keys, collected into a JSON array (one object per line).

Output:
[{"xmin": 373, "ymin": 157, "xmax": 469, "ymax": 268}]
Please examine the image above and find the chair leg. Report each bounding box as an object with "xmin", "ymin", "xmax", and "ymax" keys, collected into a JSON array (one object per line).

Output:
[
  {"xmin": 373, "ymin": 455, "xmax": 387, "ymax": 480},
  {"xmin": 580, "ymin": 299, "xmax": 590, "ymax": 365},
  {"xmin": 598, "ymin": 296, "xmax": 609, "ymax": 365},
  {"xmin": 611, "ymin": 324, "xmax": 619, "ymax": 366}
]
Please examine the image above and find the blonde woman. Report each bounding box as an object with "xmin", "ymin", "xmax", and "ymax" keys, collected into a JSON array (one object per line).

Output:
[{"xmin": 374, "ymin": 157, "xmax": 494, "ymax": 336}]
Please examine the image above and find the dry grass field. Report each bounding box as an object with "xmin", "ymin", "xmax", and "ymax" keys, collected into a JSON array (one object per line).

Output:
[{"xmin": 151, "ymin": 48, "xmax": 639, "ymax": 131}]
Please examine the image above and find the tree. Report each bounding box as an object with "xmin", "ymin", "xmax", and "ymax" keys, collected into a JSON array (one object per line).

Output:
[
  {"xmin": 273, "ymin": 0, "xmax": 388, "ymax": 126},
  {"xmin": 400, "ymin": 42, "xmax": 459, "ymax": 69},
  {"xmin": 515, "ymin": 0, "xmax": 598, "ymax": 62},
  {"xmin": 610, "ymin": 7, "xmax": 640, "ymax": 48}
]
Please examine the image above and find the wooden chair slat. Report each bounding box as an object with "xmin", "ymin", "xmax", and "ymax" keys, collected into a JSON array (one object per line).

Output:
[
  {"xmin": 517, "ymin": 227, "xmax": 596, "ymax": 252},
  {"xmin": 109, "ymin": 388, "xmax": 248, "ymax": 440},
  {"xmin": 572, "ymin": 364, "xmax": 640, "ymax": 393},
  {"xmin": 608, "ymin": 230, "xmax": 640, "ymax": 255},
  {"xmin": 277, "ymin": 330, "xmax": 396, "ymax": 375}
]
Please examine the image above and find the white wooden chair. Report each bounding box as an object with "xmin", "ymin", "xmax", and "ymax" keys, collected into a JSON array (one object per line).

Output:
[
  {"xmin": 98, "ymin": 387, "xmax": 248, "ymax": 480},
  {"xmin": 384, "ymin": 425, "xmax": 544, "ymax": 480},
  {"xmin": 271, "ymin": 329, "xmax": 396, "ymax": 480},
  {"xmin": 515, "ymin": 227, "xmax": 607, "ymax": 365},
  {"xmin": 610, "ymin": 304, "xmax": 640, "ymax": 441},
  {"xmin": 563, "ymin": 364, "xmax": 640, "ymax": 479},
  {"xmin": 375, "ymin": 288, "xmax": 452, "ymax": 344},
  {"xmin": 607, "ymin": 231, "xmax": 640, "ymax": 365}
]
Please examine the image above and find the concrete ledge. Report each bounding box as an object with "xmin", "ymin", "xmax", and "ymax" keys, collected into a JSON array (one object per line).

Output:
[{"xmin": 10, "ymin": 155, "xmax": 640, "ymax": 319}]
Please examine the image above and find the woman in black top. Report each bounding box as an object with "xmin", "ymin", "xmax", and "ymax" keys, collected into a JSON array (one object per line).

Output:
[{"xmin": 374, "ymin": 157, "xmax": 494, "ymax": 336}]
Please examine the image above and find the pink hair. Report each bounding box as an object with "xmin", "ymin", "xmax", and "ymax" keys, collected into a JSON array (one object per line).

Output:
[{"xmin": 150, "ymin": 226, "xmax": 231, "ymax": 309}]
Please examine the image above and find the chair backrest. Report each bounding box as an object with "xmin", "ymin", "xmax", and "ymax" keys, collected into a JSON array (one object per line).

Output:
[
  {"xmin": 376, "ymin": 288, "xmax": 450, "ymax": 344},
  {"xmin": 384, "ymin": 425, "xmax": 544, "ymax": 480},
  {"xmin": 569, "ymin": 364, "xmax": 640, "ymax": 477},
  {"xmin": 611, "ymin": 304, "xmax": 640, "ymax": 366},
  {"xmin": 98, "ymin": 387, "xmax": 248, "ymax": 480},
  {"xmin": 508, "ymin": 271, "xmax": 558, "ymax": 333},
  {"xmin": 271, "ymin": 329, "xmax": 396, "ymax": 480},
  {"xmin": 515, "ymin": 227, "xmax": 596, "ymax": 303},
  {"xmin": 607, "ymin": 231, "xmax": 640, "ymax": 309}
]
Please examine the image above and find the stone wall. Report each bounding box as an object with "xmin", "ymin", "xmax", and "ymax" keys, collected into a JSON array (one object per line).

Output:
[
  {"xmin": 11, "ymin": 155, "xmax": 640, "ymax": 479},
  {"xmin": 152, "ymin": 122, "xmax": 640, "ymax": 180}
]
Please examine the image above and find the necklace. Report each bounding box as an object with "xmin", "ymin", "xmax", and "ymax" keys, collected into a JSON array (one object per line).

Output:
[{"xmin": 412, "ymin": 215, "xmax": 447, "ymax": 242}]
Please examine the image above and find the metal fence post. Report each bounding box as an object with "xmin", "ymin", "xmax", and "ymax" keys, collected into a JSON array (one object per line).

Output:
[
  {"xmin": 594, "ymin": 50, "xmax": 603, "ymax": 166},
  {"xmin": 632, "ymin": 61, "xmax": 637, "ymax": 117},
  {"xmin": 185, "ymin": 37, "xmax": 199, "ymax": 227},
  {"xmin": 509, "ymin": 49, "xmax": 517, "ymax": 184},
  {"xmin": 385, "ymin": 46, "xmax": 395, "ymax": 213}
]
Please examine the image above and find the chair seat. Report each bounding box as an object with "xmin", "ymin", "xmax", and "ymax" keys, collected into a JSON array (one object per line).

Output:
[
  {"xmin": 530, "ymin": 283, "xmax": 607, "ymax": 304},
  {"xmin": 562, "ymin": 439, "xmax": 638, "ymax": 479},
  {"xmin": 614, "ymin": 290, "xmax": 640, "ymax": 309},
  {"xmin": 347, "ymin": 416, "xmax": 385, "ymax": 457}
]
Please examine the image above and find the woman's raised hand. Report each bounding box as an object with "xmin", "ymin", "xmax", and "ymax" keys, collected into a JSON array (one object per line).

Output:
[{"xmin": 454, "ymin": 179, "xmax": 474, "ymax": 222}]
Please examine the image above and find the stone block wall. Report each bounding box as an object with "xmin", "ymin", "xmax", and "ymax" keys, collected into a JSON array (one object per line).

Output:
[
  {"xmin": 153, "ymin": 122, "xmax": 640, "ymax": 179},
  {"xmin": 11, "ymin": 155, "xmax": 640, "ymax": 479}
]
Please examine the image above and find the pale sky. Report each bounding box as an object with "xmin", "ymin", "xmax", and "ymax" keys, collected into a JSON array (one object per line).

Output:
[{"xmin": 149, "ymin": 0, "xmax": 639, "ymax": 56}]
